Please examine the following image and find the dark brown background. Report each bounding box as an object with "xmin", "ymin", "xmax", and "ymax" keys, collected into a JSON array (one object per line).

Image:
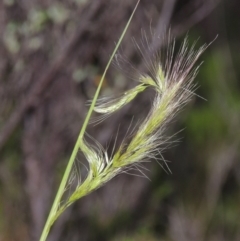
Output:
[{"xmin": 0, "ymin": 0, "xmax": 239, "ymax": 240}]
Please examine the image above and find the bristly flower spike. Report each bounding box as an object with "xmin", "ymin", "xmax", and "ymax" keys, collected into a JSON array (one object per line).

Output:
[{"xmin": 49, "ymin": 35, "xmax": 208, "ymax": 225}]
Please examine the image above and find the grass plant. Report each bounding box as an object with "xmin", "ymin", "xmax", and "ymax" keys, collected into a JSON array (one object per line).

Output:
[{"xmin": 39, "ymin": 1, "xmax": 207, "ymax": 240}]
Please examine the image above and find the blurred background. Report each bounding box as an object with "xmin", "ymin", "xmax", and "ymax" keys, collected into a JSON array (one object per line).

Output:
[{"xmin": 0, "ymin": 0, "xmax": 240, "ymax": 240}]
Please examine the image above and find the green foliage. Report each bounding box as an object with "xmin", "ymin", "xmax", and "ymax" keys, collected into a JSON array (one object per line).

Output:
[
  {"xmin": 3, "ymin": 22, "xmax": 20, "ymax": 53},
  {"xmin": 186, "ymin": 107, "xmax": 227, "ymax": 145}
]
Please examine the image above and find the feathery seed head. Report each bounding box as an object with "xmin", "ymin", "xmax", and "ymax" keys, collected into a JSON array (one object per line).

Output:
[{"xmin": 55, "ymin": 35, "xmax": 208, "ymax": 221}]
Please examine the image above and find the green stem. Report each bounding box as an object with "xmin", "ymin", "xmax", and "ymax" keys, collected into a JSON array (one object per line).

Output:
[{"xmin": 39, "ymin": 1, "xmax": 139, "ymax": 241}]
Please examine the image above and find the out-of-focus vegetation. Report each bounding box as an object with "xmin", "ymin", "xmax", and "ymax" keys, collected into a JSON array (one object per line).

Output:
[{"xmin": 0, "ymin": 0, "xmax": 239, "ymax": 241}]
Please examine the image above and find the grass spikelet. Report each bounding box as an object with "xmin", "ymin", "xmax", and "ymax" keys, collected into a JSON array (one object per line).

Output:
[
  {"xmin": 53, "ymin": 36, "xmax": 208, "ymax": 222},
  {"xmin": 94, "ymin": 83, "xmax": 147, "ymax": 114}
]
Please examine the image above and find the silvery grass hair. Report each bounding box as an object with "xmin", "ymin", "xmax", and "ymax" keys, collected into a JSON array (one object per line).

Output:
[{"xmin": 55, "ymin": 35, "xmax": 207, "ymax": 220}]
